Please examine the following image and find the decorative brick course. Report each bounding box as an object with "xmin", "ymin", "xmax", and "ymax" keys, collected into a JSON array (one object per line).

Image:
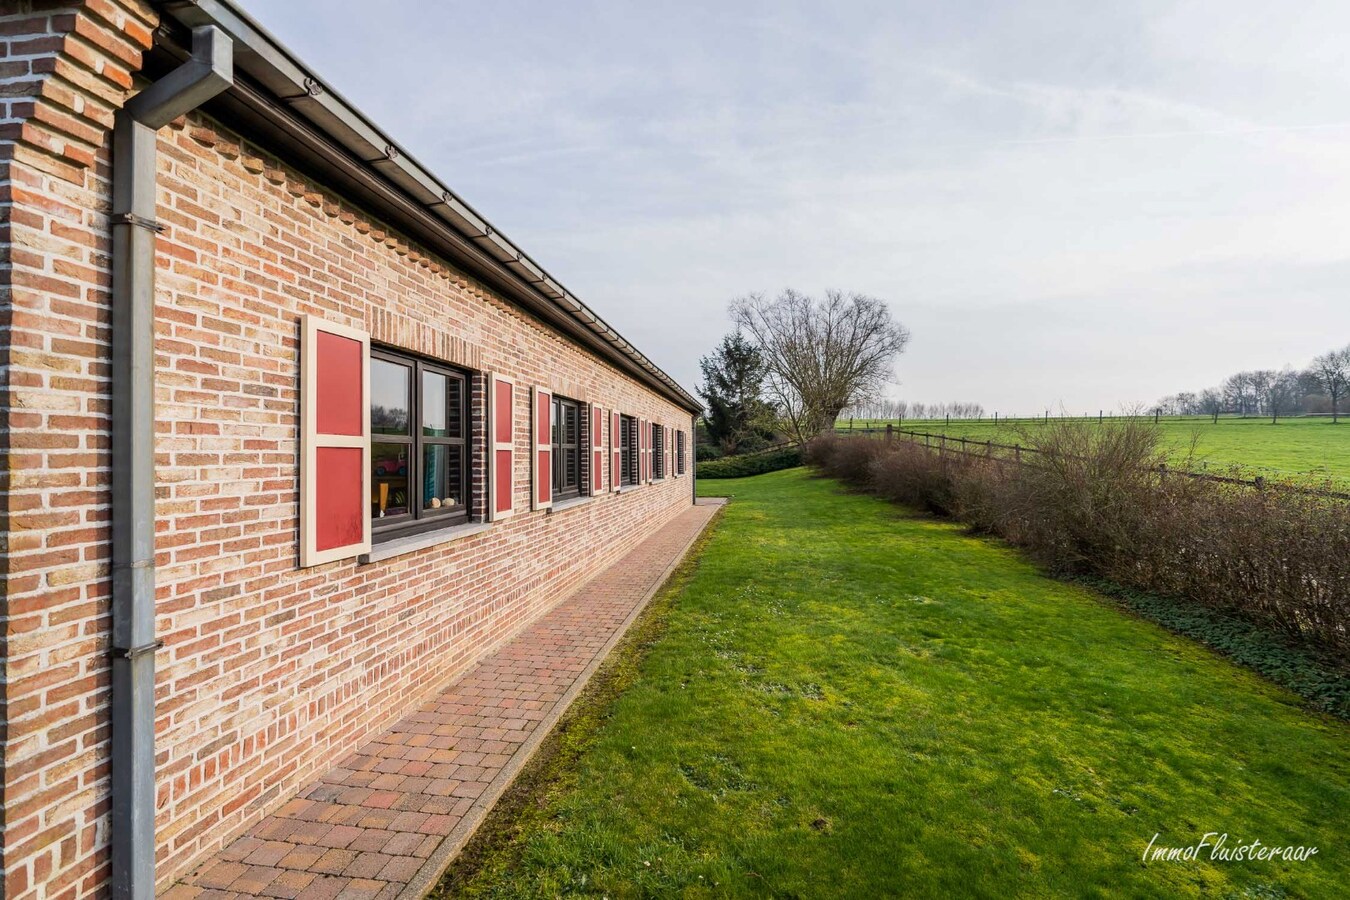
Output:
[{"xmin": 0, "ymin": 4, "xmax": 701, "ymax": 897}]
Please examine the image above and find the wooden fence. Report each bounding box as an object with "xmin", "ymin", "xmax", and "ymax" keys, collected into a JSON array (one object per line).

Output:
[{"xmin": 842, "ymin": 425, "xmax": 1350, "ymax": 502}]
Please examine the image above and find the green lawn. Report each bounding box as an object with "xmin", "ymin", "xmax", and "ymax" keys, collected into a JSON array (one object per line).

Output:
[
  {"xmin": 840, "ymin": 416, "xmax": 1350, "ymax": 483},
  {"xmin": 445, "ymin": 469, "xmax": 1347, "ymax": 898}
]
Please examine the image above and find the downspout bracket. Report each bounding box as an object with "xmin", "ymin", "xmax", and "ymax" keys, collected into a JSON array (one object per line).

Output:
[
  {"xmin": 111, "ymin": 212, "xmax": 167, "ymax": 233},
  {"xmin": 112, "ymin": 640, "xmax": 165, "ymax": 660}
]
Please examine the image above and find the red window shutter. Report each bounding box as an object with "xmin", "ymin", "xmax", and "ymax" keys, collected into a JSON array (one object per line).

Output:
[
  {"xmin": 300, "ymin": 314, "xmax": 370, "ymax": 567},
  {"xmin": 591, "ymin": 405, "xmax": 605, "ymax": 496},
  {"xmin": 532, "ymin": 386, "xmax": 553, "ymax": 510},
  {"xmin": 611, "ymin": 410, "xmax": 621, "ymax": 492},
  {"xmin": 488, "ymin": 373, "xmax": 516, "ymax": 520}
]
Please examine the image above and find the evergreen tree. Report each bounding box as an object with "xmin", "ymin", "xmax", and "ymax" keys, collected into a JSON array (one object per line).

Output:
[{"xmin": 698, "ymin": 332, "xmax": 775, "ymax": 454}]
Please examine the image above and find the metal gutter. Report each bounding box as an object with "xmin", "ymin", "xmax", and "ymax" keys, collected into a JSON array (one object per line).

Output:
[
  {"xmin": 155, "ymin": 0, "xmax": 702, "ymax": 413},
  {"xmin": 110, "ymin": 25, "xmax": 234, "ymax": 899}
]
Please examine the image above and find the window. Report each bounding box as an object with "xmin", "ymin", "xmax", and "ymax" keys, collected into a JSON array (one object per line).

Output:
[
  {"xmin": 552, "ymin": 394, "xmax": 582, "ymax": 501},
  {"xmin": 620, "ymin": 413, "xmax": 638, "ymax": 487},
  {"xmin": 677, "ymin": 430, "xmax": 686, "ymax": 475},
  {"xmin": 370, "ymin": 348, "xmax": 469, "ymax": 539},
  {"xmin": 652, "ymin": 423, "xmax": 665, "ymax": 479}
]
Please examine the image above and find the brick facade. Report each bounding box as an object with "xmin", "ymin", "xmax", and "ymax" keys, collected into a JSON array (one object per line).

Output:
[{"xmin": 0, "ymin": 4, "xmax": 698, "ymax": 897}]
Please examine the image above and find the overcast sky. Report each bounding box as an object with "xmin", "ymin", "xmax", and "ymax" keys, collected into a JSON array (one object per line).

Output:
[{"xmin": 247, "ymin": 1, "xmax": 1350, "ymax": 414}]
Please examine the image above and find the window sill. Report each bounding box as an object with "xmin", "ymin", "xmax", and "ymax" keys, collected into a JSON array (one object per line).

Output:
[
  {"xmin": 359, "ymin": 520, "xmax": 491, "ymax": 564},
  {"xmin": 547, "ymin": 494, "xmax": 593, "ymax": 514},
  {"xmin": 616, "ymin": 484, "xmax": 640, "ymax": 493}
]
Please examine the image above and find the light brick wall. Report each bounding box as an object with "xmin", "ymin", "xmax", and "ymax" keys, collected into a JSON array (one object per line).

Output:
[{"xmin": 0, "ymin": 4, "xmax": 697, "ymax": 897}]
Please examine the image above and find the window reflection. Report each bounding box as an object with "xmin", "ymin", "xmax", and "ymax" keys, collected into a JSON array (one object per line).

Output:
[{"xmin": 371, "ymin": 359, "xmax": 410, "ymax": 435}]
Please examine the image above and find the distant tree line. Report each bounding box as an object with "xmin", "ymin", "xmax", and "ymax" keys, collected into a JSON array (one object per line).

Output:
[
  {"xmin": 840, "ymin": 399, "xmax": 986, "ymax": 422},
  {"xmin": 1156, "ymin": 342, "xmax": 1350, "ymax": 424}
]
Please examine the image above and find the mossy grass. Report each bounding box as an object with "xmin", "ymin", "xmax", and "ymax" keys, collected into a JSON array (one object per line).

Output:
[{"xmin": 439, "ymin": 469, "xmax": 1347, "ymax": 898}]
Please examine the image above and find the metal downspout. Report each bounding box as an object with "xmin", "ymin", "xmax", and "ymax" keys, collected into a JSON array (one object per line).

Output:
[
  {"xmin": 110, "ymin": 26, "xmax": 232, "ymax": 899},
  {"xmin": 691, "ymin": 413, "xmax": 698, "ymax": 503}
]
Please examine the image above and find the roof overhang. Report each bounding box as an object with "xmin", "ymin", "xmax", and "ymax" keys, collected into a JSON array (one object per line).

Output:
[{"xmin": 151, "ymin": 0, "xmax": 703, "ymax": 414}]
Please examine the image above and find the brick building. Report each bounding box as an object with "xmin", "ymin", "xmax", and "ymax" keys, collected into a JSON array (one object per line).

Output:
[{"xmin": 0, "ymin": 1, "xmax": 701, "ymax": 896}]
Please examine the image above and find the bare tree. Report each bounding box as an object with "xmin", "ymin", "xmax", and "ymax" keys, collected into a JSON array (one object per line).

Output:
[
  {"xmin": 1311, "ymin": 345, "xmax": 1350, "ymax": 423},
  {"xmin": 1247, "ymin": 370, "xmax": 1276, "ymax": 416},
  {"xmin": 1224, "ymin": 371, "xmax": 1255, "ymax": 416},
  {"xmin": 1198, "ymin": 388, "xmax": 1224, "ymax": 424},
  {"xmin": 731, "ymin": 289, "xmax": 910, "ymax": 442},
  {"xmin": 1266, "ymin": 369, "xmax": 1301, "ymax": 424}
]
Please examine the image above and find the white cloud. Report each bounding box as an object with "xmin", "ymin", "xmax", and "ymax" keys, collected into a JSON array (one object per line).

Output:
[{"xmin": 242, "ymin": 0, "xmax": 1350, "ymax": 410}]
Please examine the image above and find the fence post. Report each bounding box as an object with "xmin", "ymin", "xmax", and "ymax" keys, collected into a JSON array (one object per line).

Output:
[
  {"xmin": 885, "ymin": 423, "xmax": 893, "ymax": 442},
  {"xmin": 1159, "ymin": 462, "xmax": 1167, "ymax": 481},
  {"xmin": 1015, "ymin": 443, "xmax": 1021, "ymax": 462},
  {"xmin": 985, "ymin": 440, "xmax": 992, "ymax": 458},
  {"xmin": 1255, "ymin": 475, "xmax": 1265, "ymax": 491},
  {"xmin": 939, "ymin": 435, "xmax": 946, "ymax": 456},
  {"xmin": 1099, "ymin": 410, "xmax": 1103, "ymax": 425},
  {"xmin": 959, "ymin": 436, "xmax": 967, "ymax": 455}
]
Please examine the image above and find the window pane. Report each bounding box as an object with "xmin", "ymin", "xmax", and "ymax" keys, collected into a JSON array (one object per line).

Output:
[
  {"xmin": 423, "ymin": 443, "xmax": 464, "ymax": 511},
  {"xmin": 372, "ymin": 442, "xmax": 410, "ymax": 518},
  {"xmin": 371, "ymin": 359, "xmax": 410, "ymax": 435},
  {"xmin": 423, "ymin": 370, "xmax": 448, "ymax": 437}
]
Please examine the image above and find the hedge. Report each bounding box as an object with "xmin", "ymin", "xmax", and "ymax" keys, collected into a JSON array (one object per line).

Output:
[{"xmin": 697, "ymin": 445, "xmax": 802, "ymax": 479}]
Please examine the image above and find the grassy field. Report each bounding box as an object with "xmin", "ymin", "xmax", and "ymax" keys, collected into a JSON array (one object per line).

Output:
[
  {"xmin": 838, "ymin": 415, "xmax": 1350, "ymax": 482},
  {"xmin": 441, "ymin": 469, "xmax": 1347, "ymax": 898}
]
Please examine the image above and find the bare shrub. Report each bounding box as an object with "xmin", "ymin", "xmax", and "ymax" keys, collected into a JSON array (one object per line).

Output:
[
  {"xmin": 1000, "ymin": 418, "xmax": 1170, "ymax": 574},
  {"xmin": 869, "ymin": 443, "xmax": 962, "ymax": 515},
  {"xmin": 806, "ymin": 425, "xmax": 1350, "ymax": 652},
  {"xmin": 805, "ymin": 433, "xmax": 885, "ymax": 485}
]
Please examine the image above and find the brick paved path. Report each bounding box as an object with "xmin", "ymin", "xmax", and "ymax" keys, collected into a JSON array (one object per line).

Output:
[{"xmin": 169, "ymin": 500, "xmax": 724, "ymax": 899}]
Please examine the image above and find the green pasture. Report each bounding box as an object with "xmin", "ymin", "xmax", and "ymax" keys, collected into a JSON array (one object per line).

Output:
[{"xmin": 838, "ymin": 415, "xmax": 1350, "ymax": 483}]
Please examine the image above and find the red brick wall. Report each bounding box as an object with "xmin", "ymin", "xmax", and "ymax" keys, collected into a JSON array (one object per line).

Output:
[{"xmin": 0, "ymin": 4, "xmax": 696, "ymax": 897}]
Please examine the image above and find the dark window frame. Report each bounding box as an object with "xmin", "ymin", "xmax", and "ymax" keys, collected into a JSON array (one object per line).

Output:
[
  {"xmin": 652, "ymin": 423, "xmax": 665, "ymax": 479},
  {"xmin": 551, "ymin": 393, "xmax": 582, "ymax": 502},
  {"xmin": 370, "ymin": 346, "xmax": 471, "ymax": 542}
]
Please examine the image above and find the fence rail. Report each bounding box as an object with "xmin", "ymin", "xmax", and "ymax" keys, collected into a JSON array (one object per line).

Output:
[{"xmin": 841, "ymin": 425, "xmax": 1350, "ymax": 502}]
